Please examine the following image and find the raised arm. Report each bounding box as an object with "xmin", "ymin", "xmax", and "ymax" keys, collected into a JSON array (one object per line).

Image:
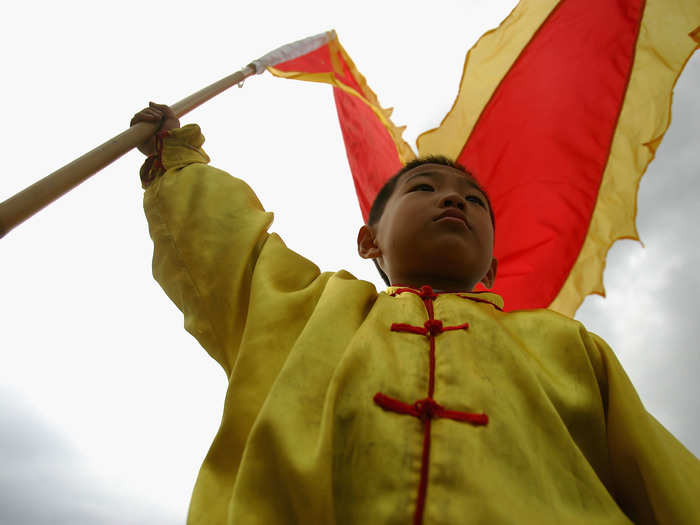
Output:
[{"xmin": 133, "ymin": 104, "xmax": 319, "ymax": 375}]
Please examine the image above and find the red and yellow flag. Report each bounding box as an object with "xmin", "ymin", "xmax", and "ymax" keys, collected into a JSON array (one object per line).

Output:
[{"xmin": 270, "ymin": 0, "xmax": 699, "ymax": 316}]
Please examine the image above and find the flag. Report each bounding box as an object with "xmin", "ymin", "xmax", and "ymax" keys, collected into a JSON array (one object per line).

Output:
[
  {"xmin": 270, "ymin": 0, "xmax": 700, "ymax": 316},
  {"xmin": 267, "ymin": 31, "xmax": 415, "ymax": 220},
  {"xmin": 418, "ymin": 0, "xmax": 700, "ymax": 315}
]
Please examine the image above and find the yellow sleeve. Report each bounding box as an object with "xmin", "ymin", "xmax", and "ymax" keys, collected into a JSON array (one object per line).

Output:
[
  {"xmin": 142, "ymin": 124, "xmax": 318, "ymax": 375},
  {"xmin": 584, "ymin": 331, "xmax": 700, "ymax": 524}
]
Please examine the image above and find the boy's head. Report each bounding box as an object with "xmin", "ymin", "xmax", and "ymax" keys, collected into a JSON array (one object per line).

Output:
[{"xmin": 357, "ymin": 156, "xmax": 497, "ymax": 291}]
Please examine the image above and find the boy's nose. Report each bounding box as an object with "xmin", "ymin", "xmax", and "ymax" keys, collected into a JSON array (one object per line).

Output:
[{"xmin": 440, "ymin": 192, "xmax": 466, "ymax": 210}]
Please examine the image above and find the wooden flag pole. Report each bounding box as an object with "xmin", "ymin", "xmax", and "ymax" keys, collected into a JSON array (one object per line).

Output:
[
  {"xmin": 0, "ymin": 30, "xmax": 333, "ymax": 239},
  {"xmin": 0, "ymin": 65, "xmax": 255, "ymax": 239}
]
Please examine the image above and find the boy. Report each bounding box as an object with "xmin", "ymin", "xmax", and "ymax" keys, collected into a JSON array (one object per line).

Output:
[{"xmin": 133, "ymin": 103, "xmax": 700, "ymax": 525}]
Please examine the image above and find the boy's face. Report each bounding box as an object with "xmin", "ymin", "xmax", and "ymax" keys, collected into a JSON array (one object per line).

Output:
[{"xmin": 358, "ymin": 163, "xmax": 497, "ymax": 291}]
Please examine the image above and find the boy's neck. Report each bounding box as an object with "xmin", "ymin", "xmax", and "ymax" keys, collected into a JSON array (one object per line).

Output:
[{"xmin": 391, "ymin": 278, "xmax": 477, "ymax": 294}]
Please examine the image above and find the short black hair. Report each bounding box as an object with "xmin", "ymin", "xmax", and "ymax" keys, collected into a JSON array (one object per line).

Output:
[{"xmin": 366, "ymin": 155, "xmax": 495, "ymax": 287}]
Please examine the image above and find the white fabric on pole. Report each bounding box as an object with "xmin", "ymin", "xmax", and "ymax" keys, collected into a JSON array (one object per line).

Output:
[{"xmin": 249, "ymin": 30, "xmax": 336, "ymax": 74}]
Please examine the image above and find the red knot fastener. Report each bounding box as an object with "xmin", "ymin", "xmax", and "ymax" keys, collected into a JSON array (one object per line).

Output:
[
  {"xmin": 414, "ymin": 398, "xmax": 443, "ymax": 421},
  {"xmin": 374, "ymin": 392, "xmax": 488, "ymax": 426},
  {"xmin": 423, "ymin": 319, "xmax": 443, "ymax": 336},
  {"xmin": 420, "ymin": 285, "xmax": 437, "ymax": 300}
]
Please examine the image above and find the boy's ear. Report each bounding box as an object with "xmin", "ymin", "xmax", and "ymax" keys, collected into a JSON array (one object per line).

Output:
[
  {"xmin": 357, "ymin": 225, "xmax": 382, "ymax": 260},
  {"xmin": 480, "ymin": 258, "xmax": 498, "ymax": 289}
]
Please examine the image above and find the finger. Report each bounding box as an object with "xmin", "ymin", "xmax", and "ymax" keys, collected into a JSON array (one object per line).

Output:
[
  {"xmin": 136, "ymin": 106, "xmax": 161, "ymax": 117},
  {"xmin": 149, "ymin": 101, "xmax": 176, "ymax": 116},
  {"xmin": 130, "ymin": 111, "xmax": 161, "ymax": 126},
  {"xmin": 144, "ymin": 108, "xmax": 163, "ymax": 119},
  {"xmin": 132, "ymin": 111, "xmax": 159, "ymax": 121}
]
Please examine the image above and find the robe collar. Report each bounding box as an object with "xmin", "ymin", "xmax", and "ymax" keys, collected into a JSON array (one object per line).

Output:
[{"xmin": 386, "ymin": 285, "xmax": 504, "ymax": 311}]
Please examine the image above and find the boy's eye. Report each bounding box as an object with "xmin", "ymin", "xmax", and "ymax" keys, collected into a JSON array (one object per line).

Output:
[
  {"xmin": 410, "ymin": 183, "xmax": 434, "ymax": 192},
  {"xmin": 466, "ymin": 195, "xmax": 485, "ymax": 207}
]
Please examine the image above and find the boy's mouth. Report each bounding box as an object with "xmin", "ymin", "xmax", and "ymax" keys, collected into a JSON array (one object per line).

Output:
[{"xmin": 434, "ymin": 209, "xmax": 469, "ymax": 228}]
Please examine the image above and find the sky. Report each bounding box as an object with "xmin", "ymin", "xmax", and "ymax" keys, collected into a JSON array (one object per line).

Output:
[{"xmin": 1, "ymin": 1, "xmax": 698, "ymax": 523}]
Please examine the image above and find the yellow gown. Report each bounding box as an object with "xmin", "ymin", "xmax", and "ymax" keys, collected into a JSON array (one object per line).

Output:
[{"xmin": 143, "ymin": 125, "xmax": 700, "ymax": 525}]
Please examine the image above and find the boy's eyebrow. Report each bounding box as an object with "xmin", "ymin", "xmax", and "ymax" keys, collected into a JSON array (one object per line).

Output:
[{"xmin": 403, "ymin": 170, "xmax": 487, "ymax": 196}]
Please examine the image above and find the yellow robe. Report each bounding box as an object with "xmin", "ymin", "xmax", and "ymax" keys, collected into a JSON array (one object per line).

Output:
[{"xmin": 143, "ymin": 125, "xmax": 700, "ymax": 525}]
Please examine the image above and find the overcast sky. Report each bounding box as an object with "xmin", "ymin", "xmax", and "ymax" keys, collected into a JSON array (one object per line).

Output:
[{"xmin": 1, "ymin": 1, "xmax": 698, "ymax": 523}]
